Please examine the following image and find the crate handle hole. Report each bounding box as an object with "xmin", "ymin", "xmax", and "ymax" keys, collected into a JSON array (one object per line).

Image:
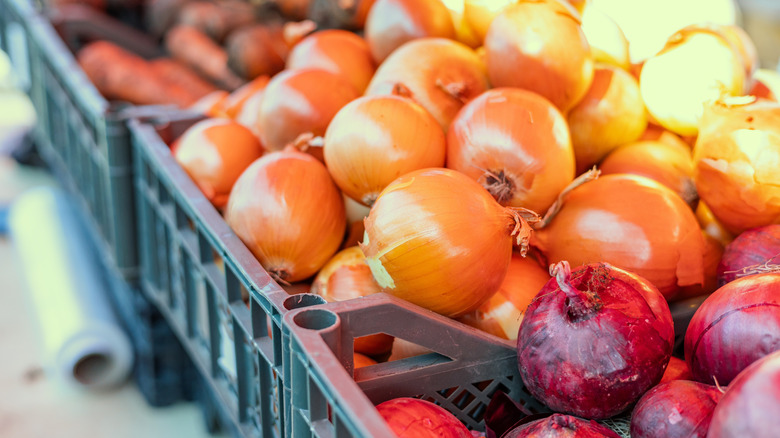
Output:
[
  {"xmin": 72, "ymin": 353, "xmax": 112, "ymax": 385},
  {"xmin": 292, "ymin": 309, "xmax": 338, "ymax": 331},
  {"xmin": 283, "ymin": 293, "xmax": 326, "ymax": 310}
]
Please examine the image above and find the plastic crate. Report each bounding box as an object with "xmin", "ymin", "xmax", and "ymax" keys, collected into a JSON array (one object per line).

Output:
[
  {"xmin": 0, "ymin": 0, "xmax": 35, "ymax": 94},
  {"xmin": 17, "ymin": 0, "xmax": 175, "ymax": 285},
  {"xmin": 130, "ymin": 114, "xmax": 331, "ymax": 438}
]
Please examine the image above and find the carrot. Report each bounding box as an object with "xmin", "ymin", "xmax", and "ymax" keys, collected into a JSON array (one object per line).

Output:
[
  {"xmin": 149, "ymin": 58, "xmax": 219, "ymax": 100},
  {"xmin": 165, "ymin": 25, "xmax": 245, "ymax": 90},
  {"xmin": 176, "ymin": 0, "xmax": 256, "ymax": 43},
  {"xmin": 77, "ymin": 40, "xmax": 198, "ymax": 107},
  {"xmin": 225, "ymin": 23, "xmax": 288, "ymax": 80}
]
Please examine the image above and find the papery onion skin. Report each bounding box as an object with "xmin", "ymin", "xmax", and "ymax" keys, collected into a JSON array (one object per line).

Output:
[
  {"xmin": 693, "ymin": 98, "xmax": 780, "ymax": 235},
  {"xmin": 532, "ymin": 174, "xmax": 706, "ymax": 300},
  {"xmin": 361, "ymin": 168, "xmax": 531, "ymax": 318},
  {"xmin": 505, "ymin": 414, "xmax": 621, "ymax": 438},
  {"xmin": 173, "ymin": 118, "xmax": 264, "ymax": 210},
  {"xmin": 517, "ymin": 262, "xmax": 674, "ymax": 420},
  {"xmin": 568, "ymin": 64, "xmax": 647, "ymax": 174},
  {"xmin": 364, "ymin": 0, "xmax": 455, "ymax": 63},
  {"xmin": 377, "ymin": 398, "xmax": 471, "ymax": 438},
  {"xmin": 717, "ymin": 224, "xmax": 780, "ymax": 286},
  {"xmin": 484, "ymin": 0, "xmax": 594, "ymax": 112},
  {"xmin": 446, "ymin": 87, "xmax": 575, "ymax": 213},
  {"xmin": 599, "ymin": 140, "xmax": 697, "ymax": 209},
  {"xmin": 707, "ymin": 349, "xmax": 780, "ymax": 438},
  {"xmin": 286, "ymin": 30, "xmax": 376, "ymax": 93},
  {"xmin": 660, "ymin": 356, "xmax": 694, "ymax": 384},
  {"xmin": 225, "ymin": 148, "xmax": 346, "ymax": 283},
  {"xmin": 365, "ymin": 37, "xmax": 490, "ymax": 132},
  {"xmin": 324, "ymin": 95, "xmax": 446, "ymax": 207},
  {"xmin": 457, "ymin": 252, "xmax": 550, "ymax": 340},
  {"xmin": 676, "ymin": 232, "xmax": 725, "ymax": 301},
  {"xmin": 684, "ymin": 272, "xmax": 780, "ymax": 386},
  {"xmin": 629, "ymin": 380, "xmax": 722, "ymax": 438},
  {"xmin": 257, "ymin": 68, "xmax": 359, "ymax": 151}
]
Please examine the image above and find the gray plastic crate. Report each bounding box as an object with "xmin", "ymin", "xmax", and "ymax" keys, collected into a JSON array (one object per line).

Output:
[
  {"xmin": 130, "ymin": 114, "xmax": 330, "ymax": 438},
  {"xmin": 0, "ymin": 0, "xmax": 34, "ymax": 94}
]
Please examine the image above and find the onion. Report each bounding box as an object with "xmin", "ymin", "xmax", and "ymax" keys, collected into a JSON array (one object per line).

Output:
[
  {"xmin": 484, "ymin": 0, "xmax": 594, "ymax": 112},
  {"xmin": 751, "ymin": 68, "xmax": 780, "ymax": 101},
  {"xmin": 457, "ymin": 253, "xmax": 550, "ymax": 340},
  {"xmin": 376, "ymin": 398, "xmax": 471, "ymax": 437},
  {"xmin": 311, "ymin": 246, "xmax": 393, "ymax": 356},
  {"xmin": 532, "ymin": 174, "xmax": 706, "ymax": 300},
  {"xmin": 707, "ymin": 349, "xmax": 780, "ymax": 437},
  {"xmin": 365, "ymin": 37, "xmax": 489, "ymax": 132},
  {"xmin": 579, "ymin": 2, "xmax": 629, "ymax": 70},
  {"xmin": 388, "ymin": 338, "xmax": 432, "ymax": 362},
  {"xmin": 173, "ymin": 119, "xmax": 264, "ymax": 210},
  {"xmin": 361, "ymin": 168, "xmax": 536, "ymax": 318},
  {"xmin": 225, "ymin": 148, "xmax": 346, "ymax": 283},
  {"xmin": 693, "ymin": 97, "xmax": 780, "ymax": 235},
  {"xmin": 324, "ymin": 95, "xmax": 446, "ymax": 207},
  {"xmin": 598, "ymin": 140, "xmax": 697, "ymax": 208},
  {"xmin": 660, "ymin": 356, "xmax": 694, "ymax": 384},
  {"xmin": 257, "ymin": 68, "xmax": 359, "ymax": 152},
  {"xmin": 639, "ymin": 25, "xmax": 746, "ymax": 137},
  {"xmin": 364, "ymin": 0, "xmax": 455, "ymax": 63},
  {"xmin": 505, "ymin": 414, "xmax": 621, "ymax": 438},
  {"xmin": 684, "ymin": 272, "xmax": 780, "ymax": 386},
  {"xmin": 354, "ymin": 352, "xmax": 377, "ymax": 369},
  {"xmin": 676, "ymin": 232, "xmax": 724, "ymax": 301},
  {"xmin": 463, "ymin": 0, "xmax": 514, "ymax": 43},
  {"xmin": 567, "ymin": 63, "xmax": 647, "ymax": 174},
  {"xmin": 222, "ymin": 75, "xmax": 270, "ymax": 120},
  {"xmin": 439, "ymin": 0, "xmax": 481, "ymax": 48},
  {"xmin": 638, "ymin": 124, "xmax": 692, "ymax": 151},
  {"xmin": 188, "ymin": 91, "xmax": 229, "ymax": 118},
  {"xmin": 226, "ymin": 24, "xmax": 288, "ymax": 80},
  {"xmin": 446, "ymin": 87, "xmax": 575, "ymax": 213},
  {"xmin": 518, "ymin": 261, "xmax": 674, "ymax": 419},
  {"xmin": 286, "ymin": 29, "xmax": 376, "ymax": 93},
  {"xmin": 629, "ymin": 380, "xmax": 722, "ymax": 438},
  {"xmin": 342, "ymin": 194, "xmax": 369, "ymax": 249},
  {"xmin": 718, "ymin": 225, "xmax": 780, "ymax": 286},
  {"xmin": 695, "ymin": 201, "xmax": 734, "ymax": 248},
  {"xmin": 234, "ymin": 87, "xmax": 267, "ymax": 139}
]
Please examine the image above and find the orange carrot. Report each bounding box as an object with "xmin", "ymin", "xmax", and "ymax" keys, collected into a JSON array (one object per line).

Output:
[
  {"xmin": 165, "ymin": 25, "xmax": 245, "ymax": 90},
  {"xmin": 77, "ymin": 40, "xmax": 198, "ymax": 107},
  {"xmin": 149, "ymin": 57, "xmax": 219, "ymax": 100}
]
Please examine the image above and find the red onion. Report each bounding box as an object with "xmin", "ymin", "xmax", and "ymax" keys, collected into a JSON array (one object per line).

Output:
[
  {"xmin": 717, "ymin": 224, "xmax": 780, "ymax": 286},
  {"xmin": 660, "ymin": 356, "xmax": 693, "ymax": 384},
  {"xmin": 506, "ymin": 414, "xmax": 621, "ymax": 437},
  {"xmin": 376, "ymin": 398, "xmax": 471, "ymax": 437},
  {"xmin": 629, "ymin": 380, "xmax": 722, "ymax": 438},
  {"xmin": 684, "ymin": 272, "xmax": 780, "ymax": 386},
  {"xmin": 707, "ymin": 349, "xmax": 780, "ymax": 437},
  {"xmin": 517, "ymin": 261, "xmax": 674, "ymax": 419}
]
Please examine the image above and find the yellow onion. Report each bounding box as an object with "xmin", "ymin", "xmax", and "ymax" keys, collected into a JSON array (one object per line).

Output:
[
  {"xmin": 361, "ymin": 168, "xmax": 536, "ymax": 318},
  {"xmin": 365, "ymin": 37, "xmax": 489, "ymax": 132},
  {"xmin": 579, "ymin": 1, "xmax": 630, "ymax": 70},
  {"xmin": 311, "ymin": 247, "xmax": 393, "ymax": 356},
  {"xmin": 458, "ymin": 253, "xmax": 550, "ymax": 340},
  {"xmin": 324, "ymin": 95, "xmax": 446, "ymax": 207},
  {"xmin": 439, "ymin": 0, "xmax": 481, "ymax": 48},
  {"xmin": 567, "ymin": 63, "xmax": 647, "ymax": 173},
  {"xmin": 226, "ymin": 148, "xmax": 346, "ymax": 283},
  {"xmin": 695, "ymin": 201, "xmax": 734, "ymax": 248},
  {"xmin": 462, "ymin": 0, "xmax": 514, "ymax": 43},
  {"xmin": 751, "ymin": 69, "xmax": 780, "ymax": 101},
  {"xmin": 693, "ymin": 97, "xmax": 780, "ymax": 235},
  {"xmin": 342, "ymin": 193, "xmax": 370, "ymax": 249},
  {"xmin": 639, "ymin": 24, "xmax": 746, "ymax": 137}
]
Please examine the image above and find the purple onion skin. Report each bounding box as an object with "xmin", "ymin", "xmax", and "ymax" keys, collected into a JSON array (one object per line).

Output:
[
  {"xmin": 506, "ymin": 414, "xmax": 621, "ymax": 438},
  {"xmin": 684, "ymin": 273, "xmax": 780, "ymax": 386},
  {"xmin": 717, "ymin": 224, "xmax": 780, "ymax": 286},
  {"xmin": 707, "ymin": 350, "xmax": 780, "ymax": 438},
  {"xmin": 629, "ymin": 380, "xmax": 722, "ymax": 438},
  {"xmin": 517, "ymin": 262, "xmax": 675, "ymax": 420}
]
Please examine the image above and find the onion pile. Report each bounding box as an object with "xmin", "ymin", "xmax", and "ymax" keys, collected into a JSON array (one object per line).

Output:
[
  {"xmin": 684, "ymin": 272, "xmax": 780, "ymax": 386},
  {"xmin": 324, "ymin": 95, "xmax": 446, "ymax": 207},
  {"xmin": 693, "ymin": 97, "xmax": 780, "ymax": 235},
  {"xmin": 517, "ymin": 261, "xmax": 674, "ymax": 419},
  {"xmin": 717, "ymin": 224, "xmax": 780, "ymax": 286},
  {"xmin": 629, "ymin": 380, "xmax": 722, "ymax": 438},
  {"xmin": 532, "ymin": 174, "xmax": 706, "ymax": 300},
  {"xmin": 446, "ymin": 87, "xmax": 575, "ymax": 213},
  {"xmin": 360, "ymin": 168, "xmax": 536, "ymax": 318},
  {"xmin": 707, "ymin": 349, "xmax": 780, "ymax": 437},
  {"xmin": 225, "ymin": 148, "xmax": 346, "ymax": 283}
]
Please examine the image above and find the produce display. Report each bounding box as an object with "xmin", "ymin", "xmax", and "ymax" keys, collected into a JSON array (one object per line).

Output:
[{"xmin": 44, "ymin": 0, "xmax": 780, "ymax": 434}]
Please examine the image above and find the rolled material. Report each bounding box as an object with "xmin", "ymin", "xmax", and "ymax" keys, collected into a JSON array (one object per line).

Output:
[{"xmin": 9, "ymin": 187, "xmax": 133, "ymax": 390}]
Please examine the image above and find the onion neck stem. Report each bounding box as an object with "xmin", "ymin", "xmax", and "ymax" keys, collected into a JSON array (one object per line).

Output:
[
  {"xmin": 552, "ymin": 261, "xmax": 601, "ymax": 321},
  {"xmin": 537, "ymin": 167, "xmax": 600, "ymax": 229},
  {"xmin": 506, "ymin": 207, "xmax": 541, "ymax": 256}
]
